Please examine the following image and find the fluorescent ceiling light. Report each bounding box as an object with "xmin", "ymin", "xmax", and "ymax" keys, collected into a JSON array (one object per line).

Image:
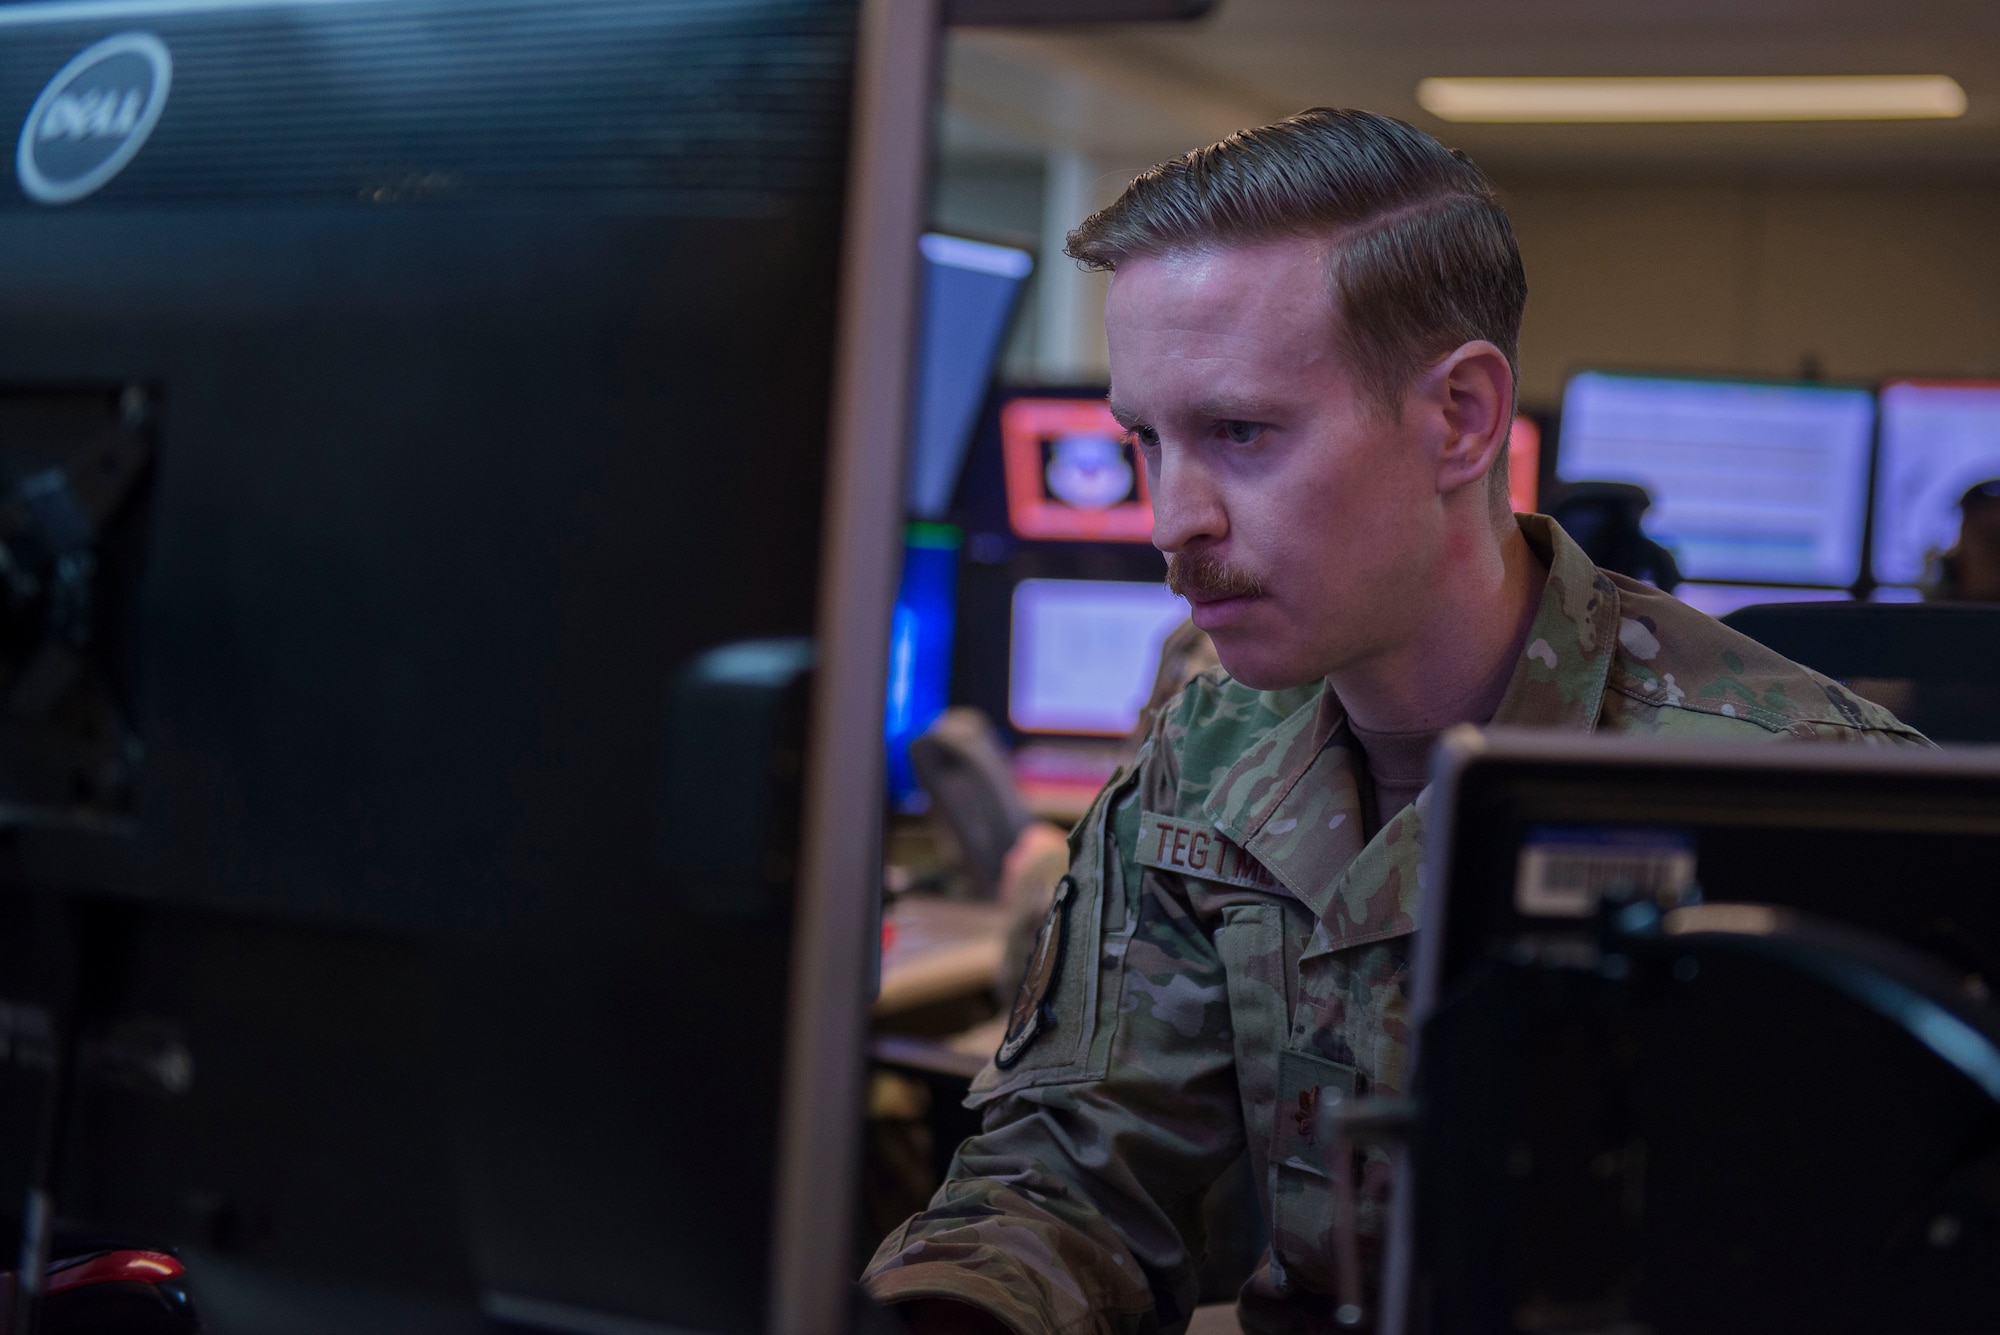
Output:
[{"xmin": 1417, "ymin": 75, "xmax": 1968, "ymax": 123}]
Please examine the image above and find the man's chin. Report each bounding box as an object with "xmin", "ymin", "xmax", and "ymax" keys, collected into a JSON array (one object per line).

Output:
[{"xmin": 1208, "ymin": 637, "xmax": 1322, "ymax": 693}]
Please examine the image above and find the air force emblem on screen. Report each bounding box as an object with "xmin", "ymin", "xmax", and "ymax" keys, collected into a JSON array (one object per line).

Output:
[{"xmin": 16, "ymin": 32, "xmax": 173, "ymax": 206}]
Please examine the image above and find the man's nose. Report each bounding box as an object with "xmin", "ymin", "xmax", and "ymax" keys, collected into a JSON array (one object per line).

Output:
[{"xmin": 1149, "ymin": 452, "xmax": 1226, "ymax": 555}]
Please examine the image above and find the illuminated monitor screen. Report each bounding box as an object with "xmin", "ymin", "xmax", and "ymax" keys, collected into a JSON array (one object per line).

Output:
[
  {"xmin": 905, "ymin": 234, "xmax": 1032, "ymax": 520},
  {"xmin": 1873, "ymin": 380, "xmax": 2000, "ymax": 585},
  {"xmin": 1010, "ymin": 578, "xmax": 1189, "ymax": 735},
  {"xmin": 1671, "ymin": 583, "xmax": 1853, "ymax": 619},
  {"xmin": 1001, "ymin": 398, "xmax": 1154, "ymax": 543},
  {"xmin": 1558, "ymin": 371, "xmax": 1874, "ymax": 586},
  {"xmin": 1506, "ymin": 415, "xmax": 1539, "ymax": 514}
]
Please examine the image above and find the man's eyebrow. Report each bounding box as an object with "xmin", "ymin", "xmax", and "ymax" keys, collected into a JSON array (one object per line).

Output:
[
  {"xmin": 1106, "ymin": 396, "xmax": 1279, "ymax": 431},
  {"xmin": 1190, "ymin": 396, "xmax": 1278, "ymax": 421}
]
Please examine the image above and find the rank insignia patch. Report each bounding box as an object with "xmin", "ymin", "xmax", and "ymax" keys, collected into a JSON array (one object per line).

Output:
[
  {"xmin": 995, "ymin": 874, "xmax": 1074, "ymax": 1069},
  {"xmin": 1274, "ymin": 1048, "xmax": 1360, "ymax": 1177}
]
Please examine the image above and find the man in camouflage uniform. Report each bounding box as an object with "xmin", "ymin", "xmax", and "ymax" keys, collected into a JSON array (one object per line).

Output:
[{"xmin": 865, "ymin": 109, "xmax": 1925, "ymax": 1334}]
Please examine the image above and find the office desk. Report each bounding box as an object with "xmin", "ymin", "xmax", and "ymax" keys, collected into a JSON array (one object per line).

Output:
[
  {"xmin": 874, "ymin": 895, "xmax": 1008, "ymax": 1020},
  {"xmin": 1012, "ymin": 743, "xmax": 1121, "ymax": 825}
]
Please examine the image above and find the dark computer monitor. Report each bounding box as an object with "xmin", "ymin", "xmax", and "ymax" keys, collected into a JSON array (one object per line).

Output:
[
  {"xmin": 1416, "ymin": 728, "xmax": 2000, "ymax": 1016},
  {"xmin": 0, "ymin": 2, "xmax": 922, "ymax": 1332},
  {"xmin": 1400, "ymin": 729, "xmax": 2000, "ymax": 1332},
  {"xmin": 1873, "ymin": 379, "xmax": 2000, "ymax": 587},
  {"xmin": 1556, "ymin": 370, "xmax": 1875, "ymax": 589}
]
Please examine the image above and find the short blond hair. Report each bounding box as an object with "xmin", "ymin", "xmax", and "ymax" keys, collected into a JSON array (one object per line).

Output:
[{"xmin": 1067, "ymin": 108, "xmax": 1526, "ymax": 425}]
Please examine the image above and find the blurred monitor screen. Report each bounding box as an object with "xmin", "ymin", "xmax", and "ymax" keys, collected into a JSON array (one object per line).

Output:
[
  {"xmin": 1002, "ymin": 397, "xmax": 1154, "ymax": 542},
  {"xmin": 1671, "ymin": 583, "xmax": 1853, "ymax": 619},
  {"xmin": 1507, "ymin": 415, "xmax": 1540, "ymax": 514},
  {"xmin": 885, "ymin": 523, "xmax": 961, "ymax": 806},
  {"xmin": 905, "ymin": 234, "xmax": 1032, "ymax": 520},
  {"xmin": 1558, "ymin": 371, "xmax": 1874, "ymax": 586},
  {"xmin": 1010, "ymin": 578, "xmax": 1187, "ymax": 735},
  {"xmin": 1872, "ymin": 380, "xmax": 2000, "ymax": 586}
]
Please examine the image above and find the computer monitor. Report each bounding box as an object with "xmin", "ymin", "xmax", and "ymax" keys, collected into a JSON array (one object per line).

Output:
[
  {"xmin": 1556, "ymin": 371, "xmax": 1875, "ymax": 587},
  {"xmin": 1669, "ymin": 583, "xmax": 1852, "ymax": 618},
  {"xmin": 1008, "ymin": 578, "xmax": 1188, "ymax": 736},
  {"xmin": 966, "ymin": 403, "xmax": 1537, "ymax": 741},
  {"xmin": 1401, "ymin": 729, "xmax": 2000, "ymax": 1333},
  {"xmin": 905, "ymin": 234, "xmax": 1032, "ymax": 522},
  {"xmin": 1001, "ymin": 397, "xmax": 1154, "ymax": 543},
  {"xmin": 1417, "ymin": 728, "xmax": 2000, "ymax": 1018},
  {"xmin": 1505, "ymin": 415, "xmax": 1540, "ymax": 514},
  {"xmin": 0, "ymin": 2, "xmax": 922, "ymax": 1331},
  {"xmin": 886, "ymin": 522, "xmax": 962, "ymax": 807},
  {"xmin": 942, "ymin": 388, "xmax": 1170, "ymax": 762},
  {"xmin": 884, "ymin": 235, "xmax": 1031, "ymax": 805},
  {"xmin": 1872, "ymin": 380, "xmax": 2000, "ymax": 586}
]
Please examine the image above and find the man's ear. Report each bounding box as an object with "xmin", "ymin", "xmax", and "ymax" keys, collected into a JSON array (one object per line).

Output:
[{"xmin": 1427, "ymin": 340, "xmax": 1515, "ymax": 498}]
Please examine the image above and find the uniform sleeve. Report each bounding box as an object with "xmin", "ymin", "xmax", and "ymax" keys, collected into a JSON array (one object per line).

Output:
[{"xmin": 862, "ymin": 754, "xmax": 1245, "ymax": 1334}]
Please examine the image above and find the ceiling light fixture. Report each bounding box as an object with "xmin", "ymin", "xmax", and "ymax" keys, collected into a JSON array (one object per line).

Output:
[{"xmin": 1416, "ymin": 75, "xmax": 1968, "ymax": 123}]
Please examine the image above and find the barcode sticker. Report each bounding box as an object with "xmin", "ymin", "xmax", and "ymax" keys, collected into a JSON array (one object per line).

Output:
[{"xmin": 1516, "ymin": 827, "xmax": 1696, "ymax": 917}]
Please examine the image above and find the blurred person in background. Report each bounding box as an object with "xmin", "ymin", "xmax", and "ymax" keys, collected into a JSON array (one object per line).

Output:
[{"xmin": 1925, "ymin": 480, "xmax": 2000, "ymax": 601}]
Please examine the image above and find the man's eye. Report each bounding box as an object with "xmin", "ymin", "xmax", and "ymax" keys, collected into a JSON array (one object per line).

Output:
[
  {"xmin": 1221, "ymin": 420, "xmax": 1263, "ymax": 445},
  {"xmin": 1130, "ymin": 427, "xmax": 1160, "ymax": 451}
]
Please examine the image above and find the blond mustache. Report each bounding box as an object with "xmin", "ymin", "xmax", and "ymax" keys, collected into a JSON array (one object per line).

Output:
[{"xmin": 1165, "ymin": 551, "xmax": 1265, "ymax": 601}]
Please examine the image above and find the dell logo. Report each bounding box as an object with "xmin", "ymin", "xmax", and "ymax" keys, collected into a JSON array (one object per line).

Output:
[
  {"xmin": 41, "ymin": 87, "xmax": 151, "ymax": 142},
  {"xmin": 16, "ymin": 32, "xmax": 172, "ymax": 206}
]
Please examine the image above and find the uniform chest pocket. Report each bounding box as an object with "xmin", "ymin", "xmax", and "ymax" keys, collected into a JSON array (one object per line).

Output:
[{"xmin": 1268, "ymin": 1046, "xmax": 1358, "ymax": 1292}]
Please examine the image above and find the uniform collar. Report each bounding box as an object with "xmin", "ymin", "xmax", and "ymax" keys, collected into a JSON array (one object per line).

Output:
[
  {"xmin": 1489, "ymin": 513, "xmax": 1623, "ymax": 733},
  {"xmin": 1203, "ymin": 514, "xmax": 1623, "ymax": 953}
]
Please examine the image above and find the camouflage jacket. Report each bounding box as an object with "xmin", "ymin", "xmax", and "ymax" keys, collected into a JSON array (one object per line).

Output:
[{"xmin": 863, "ymin": 515, "xmax": 1928, "ymax": 1334}]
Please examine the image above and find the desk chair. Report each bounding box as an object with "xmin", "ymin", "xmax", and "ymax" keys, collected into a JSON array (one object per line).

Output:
[
  {"xmin": 1549, "ymin": 481, "xmax": 1682, "ymax": 592},
  {"xmin": 1721, "ymin": 601, "xmax": 2000, "ymax": 742},
  {"xmin": 909, "ymin": 708, "xmax": 1033, "ymax": 902}
]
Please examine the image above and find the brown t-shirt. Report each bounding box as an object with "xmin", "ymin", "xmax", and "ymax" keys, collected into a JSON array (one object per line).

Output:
[{"xmin": 1347, "ymin": 720, "xmax": 1441, "ymax": 838}]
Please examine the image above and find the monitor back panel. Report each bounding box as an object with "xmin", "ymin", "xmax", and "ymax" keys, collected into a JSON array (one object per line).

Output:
[
  {"xmin": 1411, "ymin": 733, "xmax": 2000, "ymax": 1334},
  {"xmin": 0, "ymin": 4, "xmax": 859, "ymax": 1331},
  {"xmin": 1425, "ymin": 735, "xmax": 2000, "ymax": 1012}
]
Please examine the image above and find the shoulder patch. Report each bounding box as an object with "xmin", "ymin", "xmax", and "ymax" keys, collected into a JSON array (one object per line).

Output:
[
  {"xmin": 994, "ymin": 875, "xmax": 1075, "ymax": 1069},
  {"xmin": 1136, "ymin": 809, "xmax": 1283, "ymax": 892}
]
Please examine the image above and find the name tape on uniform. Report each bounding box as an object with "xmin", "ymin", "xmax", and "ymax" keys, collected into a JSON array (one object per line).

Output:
[{"xmin": 1137, "ymin": 810, "xmax": 1281, "ymax": 891}]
